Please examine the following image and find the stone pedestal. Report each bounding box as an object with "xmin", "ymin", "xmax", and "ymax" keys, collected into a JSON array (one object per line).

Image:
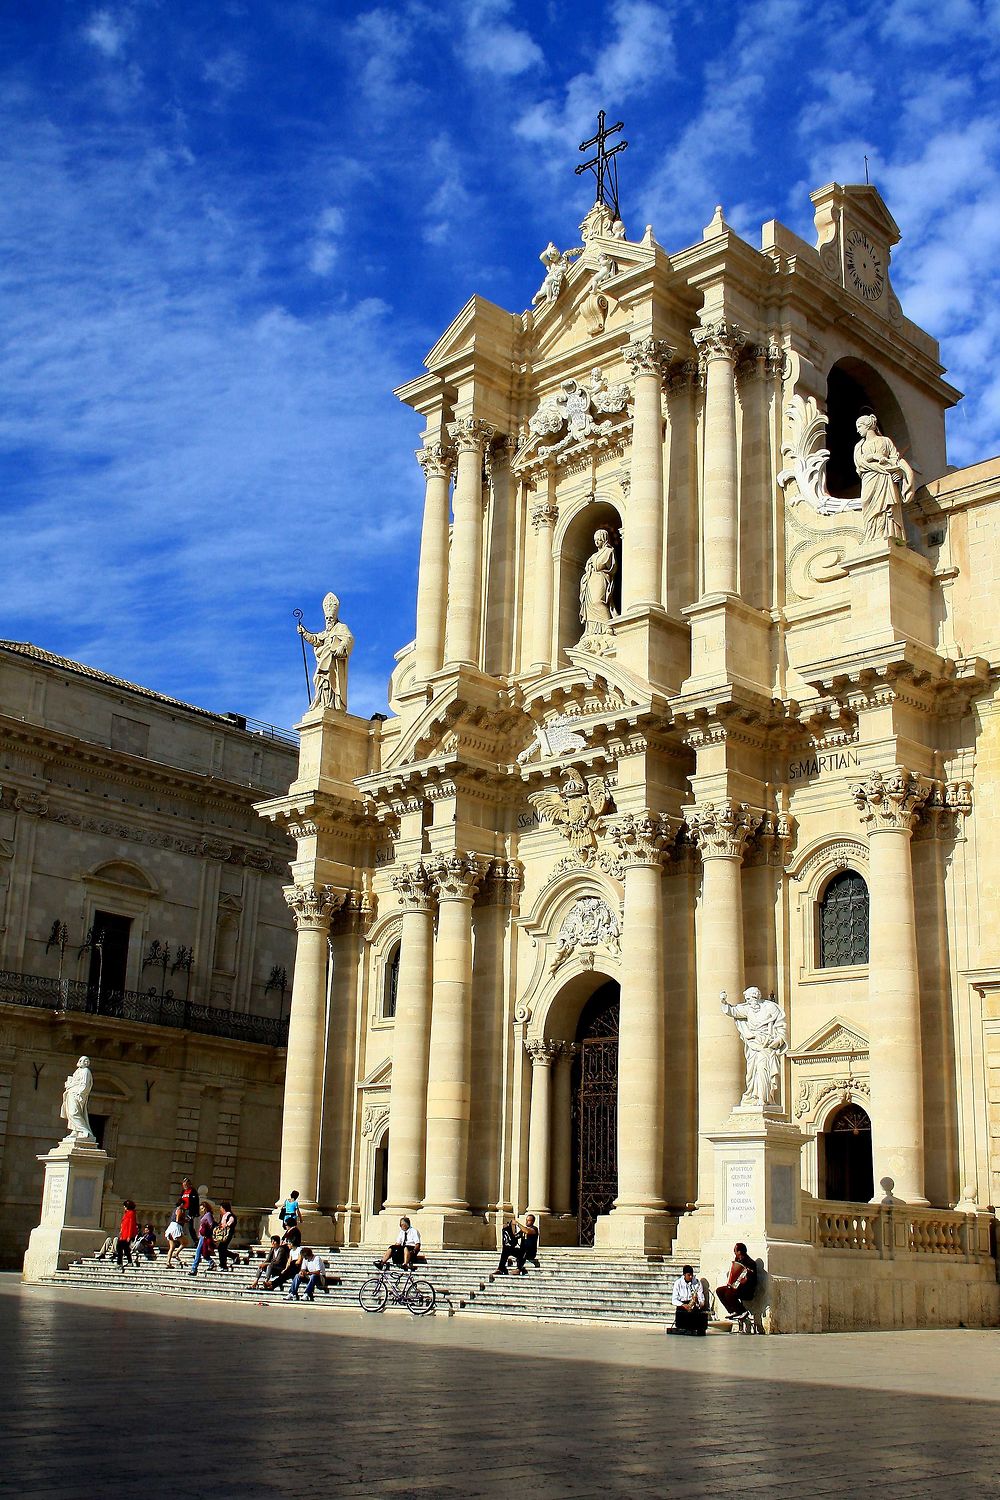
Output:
[
  {"xmin": 594, "ymin": 1209, "xmax": 678, "ymax": 1254},
  {"xmin": 843, "ymin": 539, "xmax": 936, "ymax": 651},
  {"xmin": 695, "ymin": 1108, "xmax": 815, "ymax": 1323},
  {"xmin": 22, "ymin": 1138, "xmax": 113, "ymax": 1281}
]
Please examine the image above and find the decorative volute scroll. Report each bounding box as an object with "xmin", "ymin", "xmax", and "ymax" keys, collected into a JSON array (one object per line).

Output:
[
  {"xmin": 777, "ymin": 395, "xmax": 860, "ymax": 516},
  {"xmin": 283, "ymin": 883, "xmax": 343, "ymax": 929},
  {"xmin": 427, "ymin": 851, "xmax": 489, "ymax": 902},
  {"xmin": 691, "ymin": 319, "xmax": 745, "ymax": 367},
  {"xmin": 447, "ymin": 415, "xmax": 495, "ymax": 456},
  {"xmin": 549, "ymin": 895, "xmax": 622, "ymax": 974},
  {"xmin": 390, "ymin": 861, "xmax": 437, "ymax": 913},
  {"xmin": 416, "ymin": 442, "xmax": 456, "ymax": 481},
  {"xmin": 607, "ymin": 810, "xmax": 669, "ymax": 867},
  {"xmin": 685, "ymin": 801, "xmax": 761, "ymax": 860},
  {"xmin": 513, "ymin": 368, "xmax": 631, "ymax": 476},
  {"xmin": 623, "ymin": 336, "xmax": 674, "ymax": 380},
  {"xmin": 852, "ymin": 768, "xmax": 930, "ymax": 834}
]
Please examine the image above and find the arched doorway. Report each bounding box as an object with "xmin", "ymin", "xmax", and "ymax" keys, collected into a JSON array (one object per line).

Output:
[
  {"xmin": 823, "ymin": 1102, "xmax": 873, "ymax": 1202},
  {"xmin": 570, "ymin": 979, "xmax": 619, "ymax": 1245}
]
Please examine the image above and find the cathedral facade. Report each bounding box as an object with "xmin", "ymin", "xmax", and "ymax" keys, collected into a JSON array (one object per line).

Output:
[{"xmin": 259, "ymin": 180, "xmax": 1000, "ymax": 1330}]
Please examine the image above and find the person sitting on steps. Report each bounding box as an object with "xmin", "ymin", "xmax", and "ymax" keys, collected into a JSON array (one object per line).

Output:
[
  {"xmin": 377, "ymin": 1216, "xmax": 421, "ymax": 1269},
  {"xmin": 715, "ymin": 1242, "xmax": 758, "ymax": 1323},
  {"xmin": 668, "ymin": 1266, "xmax": 709, "ymax": 1336},
  {"xmin": 512, "ymin": 1214, "xmax": 539, "ymax": 1275},
  {"xmin": 496, "ymin": 1216, "xmax": 520, "ymax": 1275}
]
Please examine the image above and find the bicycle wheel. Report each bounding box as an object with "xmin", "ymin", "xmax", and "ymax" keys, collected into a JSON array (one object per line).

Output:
[
  {"xmin": 405, "ymin": 1278, "xmax": 436, "ymax": 1316},
  {"xmin": 358, "ymin": 1276, "xmax": 388, "ymax": 1313}
]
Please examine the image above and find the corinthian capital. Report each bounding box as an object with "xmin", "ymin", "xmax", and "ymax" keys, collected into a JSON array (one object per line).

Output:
[
  {"xmin": 852, "ymin": 768, "xmax": 929, "ymax": 834},
  {"xmin": 691, "ymin": 319, "xmax": 746, "ymax": 366},
  {"xmin": 447, "ymin": 416, "xmax": 495, "ymax": 456},
  {"xmin": 529, "ymin": 501, "xmax": 559, "ymax": 532},
  {"xmin": 428, "ymin": 851, "xmax": 489, "ymax": 901},
  {"xmin": 607, "ymin": 811, "xmax": 668, "ymax": 867},
  {"xmin": 685, "ymin": 801, "xmax": 761, "ymax": 860},
  {"xmin": 284, "ymin": 883, "xmax": 342, "ymax": 929},
  {"xmin": 416, "ymin": 442, "xmax": 456, "ymax": 481},
  {"xmin": 391, "ymin": 862, "xmax": 436, "ymax": 912},
  {"xmin": 524, "ymin": 1038, "xmax": 561, "ymax": 1066},
  {"xmin": 623, "ymin": 336, "xmax": 675, "ymax": 380}
]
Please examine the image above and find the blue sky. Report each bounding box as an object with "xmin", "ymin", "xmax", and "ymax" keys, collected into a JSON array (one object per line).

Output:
[{"xmin": 2, "ymin": 0, "xmax": 999, "ymax": 727}]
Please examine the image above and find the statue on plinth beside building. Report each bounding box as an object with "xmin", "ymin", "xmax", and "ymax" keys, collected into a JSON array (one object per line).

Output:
[
  {"xmin": 854, "ymin": 414, "xmax": 914, "ymax": 543},
  {"xmin": 297, "ymin": 592, "xmax": 355, "ymax": 711},
  {"xmin": 720, "ymin": 988, "xmax": 788, "ymax": 1109},
  {"xmin": 60, "ymin": 1056, "xmax": 96, "ymax": 1143}
]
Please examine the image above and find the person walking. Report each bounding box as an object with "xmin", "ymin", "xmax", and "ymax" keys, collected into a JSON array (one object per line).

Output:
[
  {"xmin": 164, "ymin": 1207, "xmax": 187, "ymax": 1268},
  {"xmin": 176, "ymin": 1177, "xmax": 200, "ymax": 1246},
  {"xmin": 115, "ymin": 1200, "xmax": 138, "ymax": 1271},
  {"xmin": 215, "ymin": 1201, "xmax": 237, "ymax": 1271},
  {"xmin": 188, "ymin": 1202, "xmax": 217, "ymax": 1277},
  {"xmin": 278, "ymin": 1190, "xmax": 302, "ymax": 1233}
]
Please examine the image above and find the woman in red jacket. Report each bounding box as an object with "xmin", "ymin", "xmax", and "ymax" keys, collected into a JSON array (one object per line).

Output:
[{"xmin": 115, "ymin": 1200, "xmax": 138, "ymax": 1271}]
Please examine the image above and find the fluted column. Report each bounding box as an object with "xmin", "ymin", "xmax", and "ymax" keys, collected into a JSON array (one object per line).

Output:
[
  {"xmin": 686, "ymin": 801, "xmax": 760, "ymax": 1206},
  {"xmin": 529, "ymin": 488, "xmax": 559, "ymax": 672},
  {"xmin": 445, "ymin": 417, "xmax": 494, "ymax": 666},
  {"xmin": 622, "ymin": 338, "xmax": 673, "ymax": 611},
  {"xmin": 550, "ymin": 1041, "xmax": 578, "ymax": 1215},
  {"xmin": 692, "ymin": 320, "xmax": 744, "ymax": 597},
  {"xmin": 853, "ymin": 769, "xmax": 930, "ymax": 1204},
  {"xmin": 414, "ymin": 442, "xmax": 455, "ymax": 680},
  {"xmin": 525, "ymin": 1039, "xmax": 558, "ymax": 1216},
  {"xmin": 422, "ymin": 853, "xmax": 487, "ymax": 1213},
  {"xmin": 608, "ymin": 813, "xmax": 668, "ymax": 1216},
  {"xmin": 384, "ymin": 863, "xmax": 436, "ymax": 1213},
  {"xmin": 279, "ymin": 883, "xmax": 342, "ymax": 1208}
]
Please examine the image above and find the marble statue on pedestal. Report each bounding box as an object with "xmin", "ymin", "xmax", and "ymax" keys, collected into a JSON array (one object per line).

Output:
[
  {"xmin": 720, "ymin": 988, "xmax": 788, "ymax": 1108},
  {"xmin": 854, "ymin": 414, "xmax": 914, "ymax": 543},
  {"xmin": 60, "ymin": 1056, "xmax": 96, "ymax": 1143},
  {"xmin": 578, "ymin": 528, "xmax": 617, "ymax": 653},
  {"xmin": 298, "ymin": 592, "xmax": 355, "ymax": 711}
]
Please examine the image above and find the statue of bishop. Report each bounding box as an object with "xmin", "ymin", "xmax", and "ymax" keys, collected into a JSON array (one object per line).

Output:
[{"xmin": 298, "ymin": 592, "xmax": 355, "ymax": 711}]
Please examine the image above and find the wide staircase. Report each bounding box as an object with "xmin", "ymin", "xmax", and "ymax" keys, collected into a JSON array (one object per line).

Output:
[{"xmin": 47, "ymin": 1245, "xmax": 716, "ymax": 1328}]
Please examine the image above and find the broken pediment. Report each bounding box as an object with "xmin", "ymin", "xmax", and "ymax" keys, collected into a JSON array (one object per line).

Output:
[{"xmin": 789, "ymin": 1016, "xmax": 869, "ymax": 1062}]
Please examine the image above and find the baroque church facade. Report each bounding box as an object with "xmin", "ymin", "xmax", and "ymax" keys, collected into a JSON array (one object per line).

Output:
[{"xmin": 259, "ymin": 177, "xmax": 1000, "ymax": 1330}]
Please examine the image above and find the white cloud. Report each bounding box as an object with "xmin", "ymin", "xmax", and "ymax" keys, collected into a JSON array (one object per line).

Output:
[
  {"xmin": 308, "ymin": 206, "xmax": 345, "ymax": 275},
  {"xmin": 457, "ymin": 1, "xmax": 543, "ymax": 76},
  {"xmin": 83, "ymin": 8, "xmax": 128, "ymax": 59}
]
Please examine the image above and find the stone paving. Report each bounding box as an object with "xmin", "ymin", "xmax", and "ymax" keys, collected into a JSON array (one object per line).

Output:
[{"xmin": 3, "ymin": 1275, "xmax": 1000, "ymax": 1498}]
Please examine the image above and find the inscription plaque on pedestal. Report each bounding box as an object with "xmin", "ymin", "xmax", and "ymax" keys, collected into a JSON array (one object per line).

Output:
[{"xmin": 725, "ymin": 1159, "xmax": 756, "ymax": 1221}]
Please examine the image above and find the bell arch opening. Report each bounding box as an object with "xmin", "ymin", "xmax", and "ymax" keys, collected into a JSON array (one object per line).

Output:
[
  {"xmin": 825, "ymin": 358, "xmax": 909, "ymax": 501},
  {"xmin": 557, "ymin": 500, "xmax": 623, "ymax": 661}
]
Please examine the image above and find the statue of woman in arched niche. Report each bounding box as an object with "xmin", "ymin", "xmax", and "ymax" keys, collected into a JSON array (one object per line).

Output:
[
  {"xmin": 854, "ymin": 414, "xmax": 914, "ymax": 544},
  {"xmin": 577, "ymin": 528, "xmax": 617, "ymax": 655}
]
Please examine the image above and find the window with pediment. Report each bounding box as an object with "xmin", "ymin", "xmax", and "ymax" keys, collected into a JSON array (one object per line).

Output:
[{"xmin": 818, "ymin": 870, "xmax": 869, "ymax": 968}]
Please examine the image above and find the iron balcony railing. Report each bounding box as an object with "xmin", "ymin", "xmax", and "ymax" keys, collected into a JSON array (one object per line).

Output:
[{"xmin": 0, "ymin": 969, "xmax": 289, "ymax": 1048}]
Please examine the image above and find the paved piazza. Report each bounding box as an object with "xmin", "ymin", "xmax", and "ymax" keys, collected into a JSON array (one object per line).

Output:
[{"xmin": 3, "ymin": 1279, "xmax": 999, "ymax": 1497}]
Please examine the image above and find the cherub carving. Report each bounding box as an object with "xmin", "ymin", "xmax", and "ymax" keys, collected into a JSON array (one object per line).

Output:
[{"xmin": 528, "ymin": 770, "xmax": 613, "ymax": 863}]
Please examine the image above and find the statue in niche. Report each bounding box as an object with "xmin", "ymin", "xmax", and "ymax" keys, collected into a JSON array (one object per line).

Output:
[
  {"xmin": 720, "ymin": 988, "xmax": 788, "ymax": 1109},
  {"xmin": 854, "ymin": 414, "xmax": 914, "ymax": 543},
  {"xmin": 297, "ymin": 592, "xmax": 355, "ymax": 711},
  {"xmin": 578, "ymin": 529, "xmax": 617, "ymax": 654},
  {"xmin": 60, "ymin": 1055, "xmax": 96, "ymax": 1143}
]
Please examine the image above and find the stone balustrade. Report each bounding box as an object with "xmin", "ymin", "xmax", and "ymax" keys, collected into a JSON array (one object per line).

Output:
[{"xmin": 810, "ymin": 1199, "xmax": 995, "ymax": 1264}]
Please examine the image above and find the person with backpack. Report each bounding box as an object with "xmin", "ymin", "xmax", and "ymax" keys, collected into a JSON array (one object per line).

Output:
[{"xmin": 716, "ymin": 1243, "xmax": 758, "ymax": 1320}]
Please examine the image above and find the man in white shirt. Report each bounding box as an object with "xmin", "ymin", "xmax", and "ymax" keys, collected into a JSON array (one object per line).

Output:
[
  {"xmin": 377, "ymin": 1216, "xmax": 421, "ymax": 1269},
  {"xmin": 668, "ymin": 1265, "xmax": 708, "ymax": 1336},
  {"xmin": 285, "ymin": 1247, "xmax": 325, "ymax": 1302}
]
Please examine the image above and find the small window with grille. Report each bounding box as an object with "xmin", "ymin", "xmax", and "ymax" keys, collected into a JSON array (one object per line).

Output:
[
  {"xmin": 818, "ymin": 870, "xmax": 869, "ymax": 968},
  {"xmin": 382, "ymin": 943, "xmax": 400, "ymax": 1020}
]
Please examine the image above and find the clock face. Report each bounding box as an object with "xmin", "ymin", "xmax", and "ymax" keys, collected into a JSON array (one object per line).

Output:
[{"xmin": 845, "ymin": 230, "xmax": 884, "ymax": 300}]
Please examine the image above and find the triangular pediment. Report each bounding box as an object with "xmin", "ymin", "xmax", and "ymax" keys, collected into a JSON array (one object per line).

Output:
[
  {"xmin": 424, "ymin": 295, "xmax": 520, "ymax": 370},
  {"xmin": 360, "ymin": 1057, "xmax": 392, "ymax": 1089},
  {"xmin": 790, "ymin": 1016, "xmax": 869, "ymax": 1061}
]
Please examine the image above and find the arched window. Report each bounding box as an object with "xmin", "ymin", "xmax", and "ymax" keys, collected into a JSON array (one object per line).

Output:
[
  {"xmin": 382, "ymin": 942, "xmax": 400, "ymax": 1020},
  {"xmin": 818, "ymin": 870, "xmax": 869, "ymax": 968}
]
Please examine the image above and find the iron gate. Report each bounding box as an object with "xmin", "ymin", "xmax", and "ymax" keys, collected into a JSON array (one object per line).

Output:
[{"xmin": 571, "ymin": 983, "xmax": 619, "ymax": 1246}]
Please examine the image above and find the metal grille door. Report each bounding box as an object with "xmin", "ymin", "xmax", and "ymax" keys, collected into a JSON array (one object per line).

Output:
[{"xmin": 571, "ymin": 983, "xmax": 620, "ymax": 1246}]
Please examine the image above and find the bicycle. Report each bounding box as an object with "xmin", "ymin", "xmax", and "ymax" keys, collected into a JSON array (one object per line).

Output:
[{"xmin": 358, "ymin": 1261, "xmax": 436, "ymax": 1316}]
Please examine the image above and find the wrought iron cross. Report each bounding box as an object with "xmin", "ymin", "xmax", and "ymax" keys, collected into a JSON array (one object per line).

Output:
[{"xmin": 575, "ymin": 111, "xmax": 628, "ymax": 219}]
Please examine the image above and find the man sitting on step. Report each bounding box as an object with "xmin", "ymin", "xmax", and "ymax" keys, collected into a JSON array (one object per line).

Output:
[
  {"xmin": 377, "ymin": 1216, "xmax": 421, "ymax": 1269},
  {"xmin": 668, "ymin": 1266, "xmax": 708, "ymax": 1336},
  {"xmin": 511, "ymin": 1214, "xmax": 540, "ymax": 1275}
]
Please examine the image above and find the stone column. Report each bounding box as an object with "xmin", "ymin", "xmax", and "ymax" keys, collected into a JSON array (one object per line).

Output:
[
  {"xmin": 686, "ymin": 801, "xmax": 760, "ymax": 1206},
  {"xmin": 422, "ymin": 853, "xmax": 487, "ymax": 1216},
  {"xmin": 529, "ymin": 487, "xmax": 559, "ymax": 672},
  {"xmin": 603, "ymin": 814, "xmax": 669, "ymax": 1244},
  {"xmin": 692, "ymin": 320, "xmax": 744, "ymax": 597},
  {"xmin": 622, "ymin": 338, "xmax": 673, "ymax": 611},
  {"xmin": 445, "ymin": 416, "xmax": 494, "ymax": 666},
  {"xmin": 853, "ymin": 769, "xmax": 931, "ymax": 1204},
  {"xmin": 322, "ymin": 892, "xmax": 369, "ymax": 1234},
  {"xmin": 414, "ymin": 441, "xmax": 455, "ymax": 680},
  {"xmin": 525, "ymin": 1039, "xmax": 558, "ymax": 1216},
  {"xmin": 550, "ymin": 1041, "xmax": 578, "ymax": 1215},
  {"xmin": 384, "ymin": 864, "xmax": 436, "ymax": 1213},
  {"xmin": 278, "ymin": 883, "xmax": 342, "ymax": 1210}
]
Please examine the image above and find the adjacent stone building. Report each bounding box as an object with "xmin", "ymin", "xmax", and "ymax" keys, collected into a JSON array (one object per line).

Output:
[
  {"xmin": 1, "ymin": 641, "xmax": 297, "ymax": 1266},
  {"xmin": 261, "ymin": 177, "xmax": 1000, "ymax": 1330}
]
